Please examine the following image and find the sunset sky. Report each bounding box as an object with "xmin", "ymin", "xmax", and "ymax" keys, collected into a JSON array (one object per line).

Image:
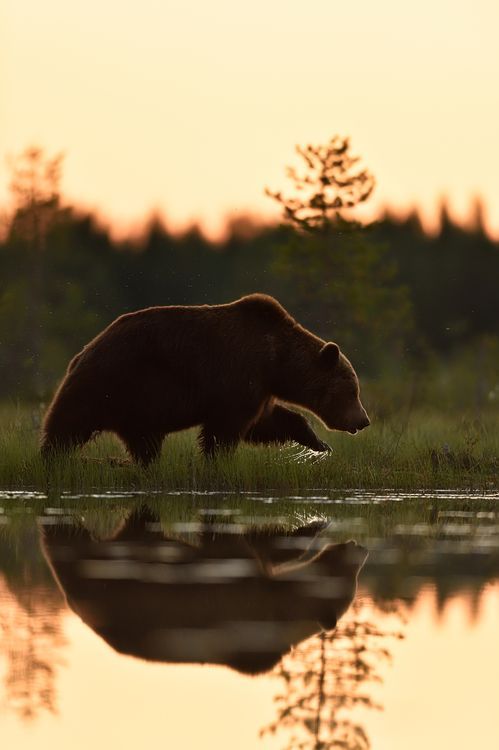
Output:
[{"xmin": 2, "ymin": 0, "xmax": 499, "ymax": 238}]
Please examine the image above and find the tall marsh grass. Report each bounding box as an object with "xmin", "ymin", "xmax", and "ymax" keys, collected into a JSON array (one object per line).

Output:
[{"xmin": 0, "ymin": 402, "xmax": 497, "ymax": 492}]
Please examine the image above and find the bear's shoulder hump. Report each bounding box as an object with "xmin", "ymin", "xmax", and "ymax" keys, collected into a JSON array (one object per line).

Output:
[{"xmin": 234, "ymin": 294, "xmax": 291, "ymax": 323}]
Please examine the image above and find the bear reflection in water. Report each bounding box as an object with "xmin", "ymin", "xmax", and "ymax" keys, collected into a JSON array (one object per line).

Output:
[{"xmin": 42, "ymin": 506, "xmax": 367, "ymax": 675}]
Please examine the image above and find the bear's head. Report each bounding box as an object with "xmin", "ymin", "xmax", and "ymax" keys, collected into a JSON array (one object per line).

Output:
[{"xmin": 312, "ymin": 342, "xmax": 370, "ymax": 434}]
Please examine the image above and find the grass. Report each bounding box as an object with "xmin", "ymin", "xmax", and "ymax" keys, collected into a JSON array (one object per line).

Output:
[{"xmin": 0, "ymin": 402, "xmax": 497, "ymax": 493}]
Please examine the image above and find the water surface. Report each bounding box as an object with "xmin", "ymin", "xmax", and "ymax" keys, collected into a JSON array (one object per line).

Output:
[{"xmin": 0, "ymin": 490, "xmax": 497, "ymax": 748}]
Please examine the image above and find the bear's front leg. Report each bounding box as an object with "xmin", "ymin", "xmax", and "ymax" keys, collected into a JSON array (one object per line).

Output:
[
  {"xmin": 118, "ymin": 431, "xmax": 165, "ymax": 467},
  {"xmin": 198, "ymin": 427, "xmax": 241, "ymax": 457},
  {"xmin": 198, "ymin": 417, "xmax": 252, "ymax": 458},
  {"xmin": 246, "ymin": 404, "xmax": 331, "ymax": 452}
]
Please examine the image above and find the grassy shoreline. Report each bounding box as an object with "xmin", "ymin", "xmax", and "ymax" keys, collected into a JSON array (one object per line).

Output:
[{"xmin": 0, "ymin": 403, "xmax": 497, "ymax": 493}]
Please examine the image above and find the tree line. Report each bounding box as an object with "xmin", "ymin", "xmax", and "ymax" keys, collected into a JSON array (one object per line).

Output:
[{"xmin": 0, "ymin": 145, "xmax": 498, "ymax": 401}]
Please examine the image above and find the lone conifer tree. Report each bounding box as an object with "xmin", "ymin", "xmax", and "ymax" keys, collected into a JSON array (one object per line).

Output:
[
  {"xmin": 266, "ymin": 136, "xmax": 374, "ymax": 233},
  {"xmin": 266, "ymin": 136, "xmax": 411, "ymax": 367},
  {"xmin": 7, "ymin": 147, "xmax": 64, "ymax": 396}
]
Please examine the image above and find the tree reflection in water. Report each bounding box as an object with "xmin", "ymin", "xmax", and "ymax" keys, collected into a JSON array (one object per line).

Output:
[
  {"xmin": 0, "ymin": 578, "xmax": 66, "ymax": 721},
  {"xmin": 261, "ymin": 599, "xmax": 405, "ymax": 750}
]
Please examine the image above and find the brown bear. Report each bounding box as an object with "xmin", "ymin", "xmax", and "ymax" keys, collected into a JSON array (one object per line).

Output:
[
  {"xmin": 41, "ymin": 293, "xmax": 369, "ymax": 464},
  {"xmin": 41, "ymin": 506, "xmax": 368, "ymax": 674}
]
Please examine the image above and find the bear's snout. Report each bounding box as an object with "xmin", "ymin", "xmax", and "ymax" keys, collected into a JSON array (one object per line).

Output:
[
  {"xmin": 346, "ymin": 406, "xmax": 370, "ymax": 434},
  {"xmin": 357, "ymin": 413, "xmax": 370, "ymax": 430}
]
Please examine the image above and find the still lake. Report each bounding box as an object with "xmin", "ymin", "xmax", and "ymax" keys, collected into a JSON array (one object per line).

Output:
[{"xmin": 1, "ymin": 489, "xmax": 498, "ymax": 749}]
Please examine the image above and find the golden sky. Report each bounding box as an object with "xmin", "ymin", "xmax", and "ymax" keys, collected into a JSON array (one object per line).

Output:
[{"xmin": 2, "ymin": 0, "xmax": 499, "ymax": 238}]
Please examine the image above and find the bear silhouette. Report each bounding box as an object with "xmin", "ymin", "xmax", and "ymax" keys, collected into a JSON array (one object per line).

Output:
[{"xmin": 41, "ymin": 294, "xmax": 369, "ymax": 464}]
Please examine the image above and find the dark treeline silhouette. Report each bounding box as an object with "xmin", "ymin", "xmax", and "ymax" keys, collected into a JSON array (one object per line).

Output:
[
  {"xmin": 2, "ymin": 205, "xmax": 498, "ymax": 400},
  {"xmin": 1, "ymin": 147, "xmax": 498, "ymax": 402},
  {"xmin": 373, "ymin": 202, "xmax": 499, "ymax": 353}
]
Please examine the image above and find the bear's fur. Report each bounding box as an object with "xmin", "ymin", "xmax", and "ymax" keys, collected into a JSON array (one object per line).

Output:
[
  {"xmin": 41, "ymin": 506, "xmax": 368, "ymax": 674},
  {"xmin": 41, "ymin": 293, "xmax": 369, "ymax": 464}
]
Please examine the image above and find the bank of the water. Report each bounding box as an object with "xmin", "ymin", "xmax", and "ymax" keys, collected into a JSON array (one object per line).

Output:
[{"xmin": 0, "ymin": 403, "xmax": 497, "ymax": 492}]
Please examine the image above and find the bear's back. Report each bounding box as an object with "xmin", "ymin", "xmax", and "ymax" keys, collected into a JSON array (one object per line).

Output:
[{"xmin": 68, "ymin": 295, "xmax": 294, "ymax": 378}]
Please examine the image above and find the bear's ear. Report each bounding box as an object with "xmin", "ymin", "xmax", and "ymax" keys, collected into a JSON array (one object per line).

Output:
[{"xmin": 320, "ymin": 342, "xmax": 340, "ymax": 367}]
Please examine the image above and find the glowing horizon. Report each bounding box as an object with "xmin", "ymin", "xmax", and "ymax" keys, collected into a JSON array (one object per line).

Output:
[{"xmin": 2, "ymin": 0, "xmax": 499, "ymax": 241}]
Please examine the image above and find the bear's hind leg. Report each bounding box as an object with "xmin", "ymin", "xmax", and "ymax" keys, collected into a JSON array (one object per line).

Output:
[
  {"xmin": 199, "ymin": 405, "xmax": 267, "ymax": 457},
  {"xmin": 41, "ymin": 425, "xmax": 95, "ymax": 460},
  {"xmin": 41, "ymin": 394, "xmax": 98, "ymax": 461}
]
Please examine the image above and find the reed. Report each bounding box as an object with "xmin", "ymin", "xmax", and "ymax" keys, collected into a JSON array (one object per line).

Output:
[{"xmin": 0, "ymin": 402, "xmax": 497, "ymax": 494}]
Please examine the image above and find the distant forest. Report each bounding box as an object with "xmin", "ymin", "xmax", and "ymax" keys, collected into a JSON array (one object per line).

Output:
[{"xmin": 1, "ymin": 150, "xmax": 498, "ymax": 406}]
